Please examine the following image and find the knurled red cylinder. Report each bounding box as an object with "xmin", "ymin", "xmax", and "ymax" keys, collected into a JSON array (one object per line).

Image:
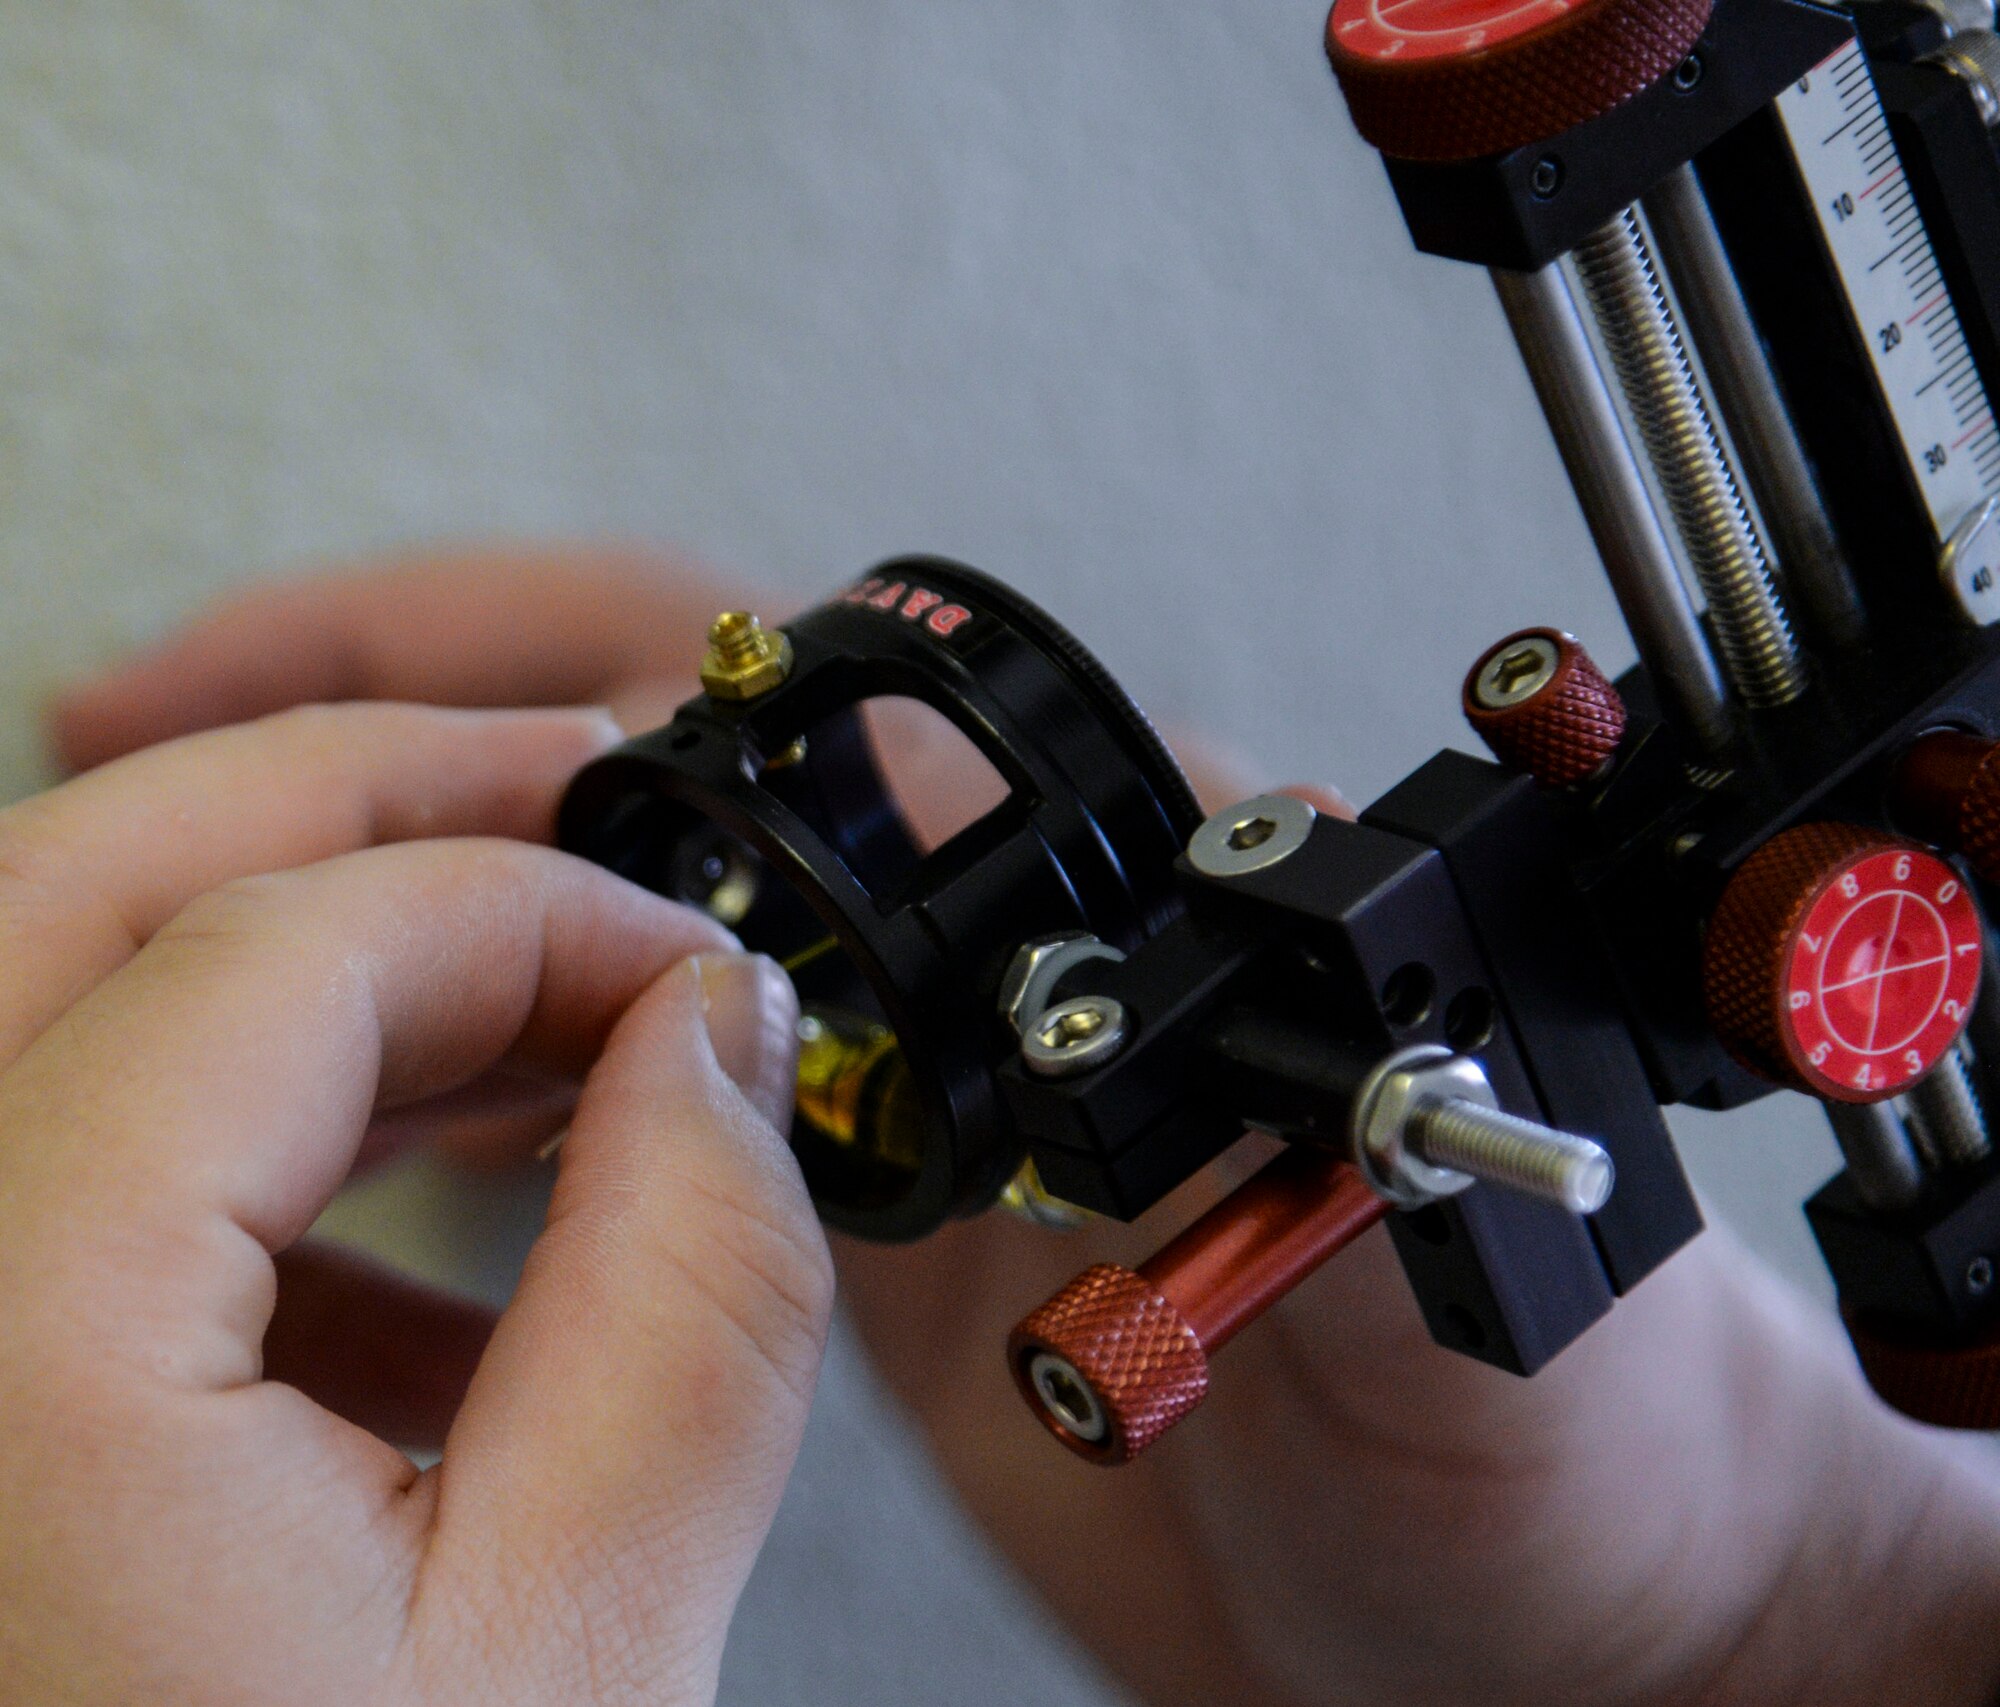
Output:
[
  {"xmin": 1325, "ymin": 0, "xmax": 1713, "ymax": 164},
  {"xmin": 1845, "ymin": 1308, "xmax": 2000, "ymax": 1430},
  {"xmin": 1893, "ymin": 730, "xmax": 2000, "ymax": 883},
  {"xmin": 1463, "ymin": 627, "xmax": 1627, "ymax": 786},
  {"xmin": 1008, "ymin": 1149, "xmax": 1389, "ymax": 1464},
  {"xmin": 1702, "ymin": 823, "xmax": 1982, "ymax": 1102}
]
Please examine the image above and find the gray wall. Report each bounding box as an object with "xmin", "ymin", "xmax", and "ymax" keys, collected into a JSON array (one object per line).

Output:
[{"xmin": 6, "ymin": 4, "xmax": 1842, "ymax": 1701}]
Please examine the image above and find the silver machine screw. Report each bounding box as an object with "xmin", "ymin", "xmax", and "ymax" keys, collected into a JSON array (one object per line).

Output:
[
  {"xmin": 1186, "ymin": 793, "xmax": 1318, "ymax": 880},
  {"xmin": 1020, "ymin": 995, "xmax": 1131, "ymax": 1079},
  {"xmin": 1351, "ymin": 1044, "xmax": 1615, "ymax": 1214},
  {"xmin": 1571, "ymin": 207, "xmax": 1807, "ymax": 709}
]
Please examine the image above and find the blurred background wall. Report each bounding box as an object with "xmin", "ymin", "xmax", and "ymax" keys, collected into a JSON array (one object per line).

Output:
[{"xmin": 0, "ymin": 3, "xmax": 1845, "ymax": 1700}]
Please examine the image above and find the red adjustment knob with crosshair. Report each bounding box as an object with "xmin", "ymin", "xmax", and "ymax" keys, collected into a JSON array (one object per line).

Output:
[
  {"xmin": 1702, "ymin": 824, "xmax": 1984, "ymax": 1103},
  {"xmin": 1463, "ymin": 627, "xmax": 1627, "ymax": 786},
  {"xmin": 1008, "ymin": 1148, "xmax": 1389, "ymax": 1464},
  {"xmin": 1891, "ymin": 730, "xmax": 2000, "ymax": 888},
  {"xmin": 1325, "ymin": 0, "xmax": 1713, "ymax": 163}
]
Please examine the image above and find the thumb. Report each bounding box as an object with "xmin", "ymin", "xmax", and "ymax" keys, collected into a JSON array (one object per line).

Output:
[{"xmin": 414, "ymin": 951, "xmax": 828, "ymax": 1702}]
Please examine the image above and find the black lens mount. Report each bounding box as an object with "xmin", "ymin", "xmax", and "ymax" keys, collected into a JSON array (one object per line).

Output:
[{"xmin": 558, "ymin": 557, "xmax": 1201, "ymax": 1240}]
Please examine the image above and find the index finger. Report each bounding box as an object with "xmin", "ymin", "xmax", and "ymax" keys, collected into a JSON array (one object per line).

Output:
[
  {"xmin": 49, "ymin": 548, "xmax": 754, "ymax": 771},
  {"xmin": 0, "ymin": 839, "xmax": 738, "ymax": 1374},
  {"xmin": 0, "ymin": 702, "xmax": 620, "ymax": 1065}
]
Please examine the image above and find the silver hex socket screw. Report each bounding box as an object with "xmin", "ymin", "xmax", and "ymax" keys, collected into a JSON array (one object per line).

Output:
[
  {"xmin": 1021, "ymin": 996, "xmax": 1131, "ymax": 1079},
  {"xmin": 1352, "ymin": 1044, "xmax": 1615, "ymax": 1215}
]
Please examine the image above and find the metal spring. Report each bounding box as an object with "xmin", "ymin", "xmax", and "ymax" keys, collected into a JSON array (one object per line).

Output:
[{"xmin": 1573, "ymin": 209, "xmax": 1806, "ymax": 709}]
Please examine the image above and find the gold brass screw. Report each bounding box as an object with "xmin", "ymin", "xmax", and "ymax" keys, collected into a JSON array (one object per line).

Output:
[{"xmin": 700, "ymin": 610, "xmax": 794, "ymax": 701}]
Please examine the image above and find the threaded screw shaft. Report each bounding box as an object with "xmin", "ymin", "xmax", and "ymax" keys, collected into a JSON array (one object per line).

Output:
[
  {"xmin": 1572, "ymin": 208, "xmax": 1805, "ymax": 709},
  {"xmin": 1905, "ymin": 1046, "xmax": 1991, "ymax": 1168},
  {"xmin": 710, "ymin": 610, "xmax": 772, "ymax": 668},
  {"xmin": 1409, "ymin": 1099, "xmax": 1615, "ymax": 1215}
]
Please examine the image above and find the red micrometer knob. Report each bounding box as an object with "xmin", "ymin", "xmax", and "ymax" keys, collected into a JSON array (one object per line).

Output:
[
  {"xmin": 1702, "ymin": 824, "xmax": 1983, "ymax": 1103},
  {"xmin": 1891, "ymin": 730, "xmax": 2000, "ymax": 886},
  {"xmin": 1007, "ymin": 1150, "xmax": 1390, "ymax": 1464},
  {"xmin": 1325, "ymin": 0, "xmax": 1714, "ymax": 163},
  {"xmin": 1463, "ymin": 627, "xmax": 1627, "ymax": 786}
]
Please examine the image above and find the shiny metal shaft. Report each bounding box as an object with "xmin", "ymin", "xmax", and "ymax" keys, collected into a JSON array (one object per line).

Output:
[
  {"xmin": 1492, "ymin": 264, "xmax": 1732, "ymax": 750},
  {"xmin": 1409, "ymin": 1099, "xmax": 1614, "ymax": 1215},
  {"xmin": 1640, "ymin": 166, "xmax": 1864, "ymax": 646},
  {"xmin": 1824, "ymin": 1099, "xmax": 1925, "ymax": 1211},
  {"xmin": 1572, "ymin": 208, "xmax": 1807, "ymax": 708},
  {"xmin": 1905, "ymin": 1046, "xmax": 1991, "ymax": 1167}
]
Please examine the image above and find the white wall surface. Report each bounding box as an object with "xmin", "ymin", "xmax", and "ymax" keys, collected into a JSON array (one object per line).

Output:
[{"xmin": 3, "ymin": 4, "xmax": 1845, "ymax": 1701}]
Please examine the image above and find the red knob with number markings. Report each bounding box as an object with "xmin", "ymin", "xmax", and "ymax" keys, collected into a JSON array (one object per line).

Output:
[
  {"xmin": 1325, "ymin": 0, "xmax": 1713, "ymax": 162},
  {"xmin": 1703, "ymin": 824, "xmax": 1983, "ymax": 1103}
]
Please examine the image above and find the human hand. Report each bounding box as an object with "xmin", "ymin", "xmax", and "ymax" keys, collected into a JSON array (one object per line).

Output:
[
  {"xmin": 50, "ymin": 547, "xmax": 2000, "ymax": 1707},
  {"xmin": 3, "ymin": 694, "xmax": 832, "ymax": 1705}
]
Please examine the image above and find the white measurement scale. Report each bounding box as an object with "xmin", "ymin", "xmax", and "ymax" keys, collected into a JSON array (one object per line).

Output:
[{"xmin": 1777, "ymin": 38, "xmax": 2000, "ymax": 621}]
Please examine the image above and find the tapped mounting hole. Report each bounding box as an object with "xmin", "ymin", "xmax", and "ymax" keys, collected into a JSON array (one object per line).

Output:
[
  {"xmin": 1381, "ymin": 962, "xmax": 1436, "ymax": 1029},
  {"xmin": 1445, "ymin": 987, "xmax": 1496, "ymax": 1053}
]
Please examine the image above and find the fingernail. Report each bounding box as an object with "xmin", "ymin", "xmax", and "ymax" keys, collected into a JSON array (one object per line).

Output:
[{"xmin": 693, "ymin": 953, "xmax": 800, "ymax": 1131}]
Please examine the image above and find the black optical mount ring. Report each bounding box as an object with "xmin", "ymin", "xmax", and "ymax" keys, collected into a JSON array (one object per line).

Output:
[{"xmin": 558, "ymin": 557, "xmax": 1201, "ymax": 1240}]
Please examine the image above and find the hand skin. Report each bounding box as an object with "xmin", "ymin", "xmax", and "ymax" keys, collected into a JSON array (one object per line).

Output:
[
  {"xmin": 0, "ymin": 694, "xmax": 834, "ymax": 1706},
  {"xmin": 48, "ymin": 544, "xmax": 2000, "ymax": 1707}
]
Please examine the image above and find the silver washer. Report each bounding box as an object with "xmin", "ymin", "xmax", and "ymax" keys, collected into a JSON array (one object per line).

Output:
[
  {"xmin": 1027, "ymin": 1351, "xmax": 1108, "ymax": 1442},
  {"xmin": 1186, "ymin": 793, "xmax": 1317, "ymax": 879},
  {"xmin": 1349, "ymin": 1044, "xmax": 1488, "ymax": 1209},
  {"xmin": 1020, "ymin": 996, "xmax": 1131, "ymax": 1078},
  {"xmin": 1471, "ymin": 634, "xmax": 1562, "ymax": 709}
]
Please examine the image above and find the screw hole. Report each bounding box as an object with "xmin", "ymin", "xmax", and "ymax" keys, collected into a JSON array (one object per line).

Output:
[
  {"xmin": 670, "ymin": 728, "xmax": 701, "ymax": 751},
  {"xmin": 1403, "ymin": 1205, "xmax": 1453, "ymax": 1247},
  {"xmin": 1970, "ymin": 1255, "xmax": 1995, "ymax": 1296},
  {"xmin": 1380, "ymin": 962, "xmax": 1436, "ymax": 1028},
  {"xmin": 1443, "ymin": 1304, "xmax": 1488, "ymax": 1350},
  {"xmin": 1529, "ymin": 155, "xmax": 1563, "ymax": 199},
  {"xmin": 1672, "ymin": 53, "xmax": 1703, "ymax": 91},
  {"xmin": 1445, "ymin": 988, "xmax": 1497, "ymax": 1054}
]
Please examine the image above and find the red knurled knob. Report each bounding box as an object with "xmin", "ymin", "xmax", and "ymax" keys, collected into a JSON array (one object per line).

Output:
[
  {"xmin": 1463, "ymin": 628, "xmax": 1626, "ymax": 786},
  {"xmin": 1325, "ymin": 0, "xmax": 1713, "ymax": 163},
  {"xmin": 1009, "ymin": 1264, "xmax": 1210, "ymax": 1465},
  {"xmin": 1702, "ymin": 824, "xmax": 1983, "ymax": 1103},
  {"xmin": 1008, "ymin": 1151, "xmax": 1390, "ymax": 1465},
  {"xmin": 1891, "ymin": 730, "xmax": 2000, "ymax": 886},
  {"xmin": 1844, "ymin": 1309, "xmax": 2000, "ymax": 1430}
]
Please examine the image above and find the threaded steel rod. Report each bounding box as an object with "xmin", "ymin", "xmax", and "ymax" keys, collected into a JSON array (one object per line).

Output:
[
  {"xmin": 1492, "ymin": 263, "xmax": 1733, "ymax": 750},
  {"xmin": 1905, "ymin": 1046, "xmax": 1991, "ymax": 1168},
  {"xmin": 1640, "ymin": 165, "xmax": 1864, "ymax": 647},
  {"xmin": 1572, "ymin": 208, "xmax": 1806, "ymax": 708},
  {"xmin": 1410, "ymin": 1100, "xmax": 1614, "ymax": 1215}
]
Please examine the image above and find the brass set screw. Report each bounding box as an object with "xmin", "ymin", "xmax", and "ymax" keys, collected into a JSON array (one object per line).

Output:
[{"xmin": 700, "ymin": 610, "xmax": 794, "ymax": 700}]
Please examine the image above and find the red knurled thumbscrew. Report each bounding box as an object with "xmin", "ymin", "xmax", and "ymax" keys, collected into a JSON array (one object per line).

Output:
[
  {"xmin": 1325, "ymin": 0, "xmax": 1713, "ymax": 162},
  {"xmin": 1009, "ymin": 1148, "xmax": 1390, "ymax": 1464},
  {"xmin": 1702, "ymin": 823, "xmax": 1983, "ymax": 1103},
  {"xmin": 1891, "ymin": 729, "xmax": 2000, "ymax": 887},
  {"xmin": 1463, "ymin": 628, "xmax": 1627, "ymax": 786}
]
